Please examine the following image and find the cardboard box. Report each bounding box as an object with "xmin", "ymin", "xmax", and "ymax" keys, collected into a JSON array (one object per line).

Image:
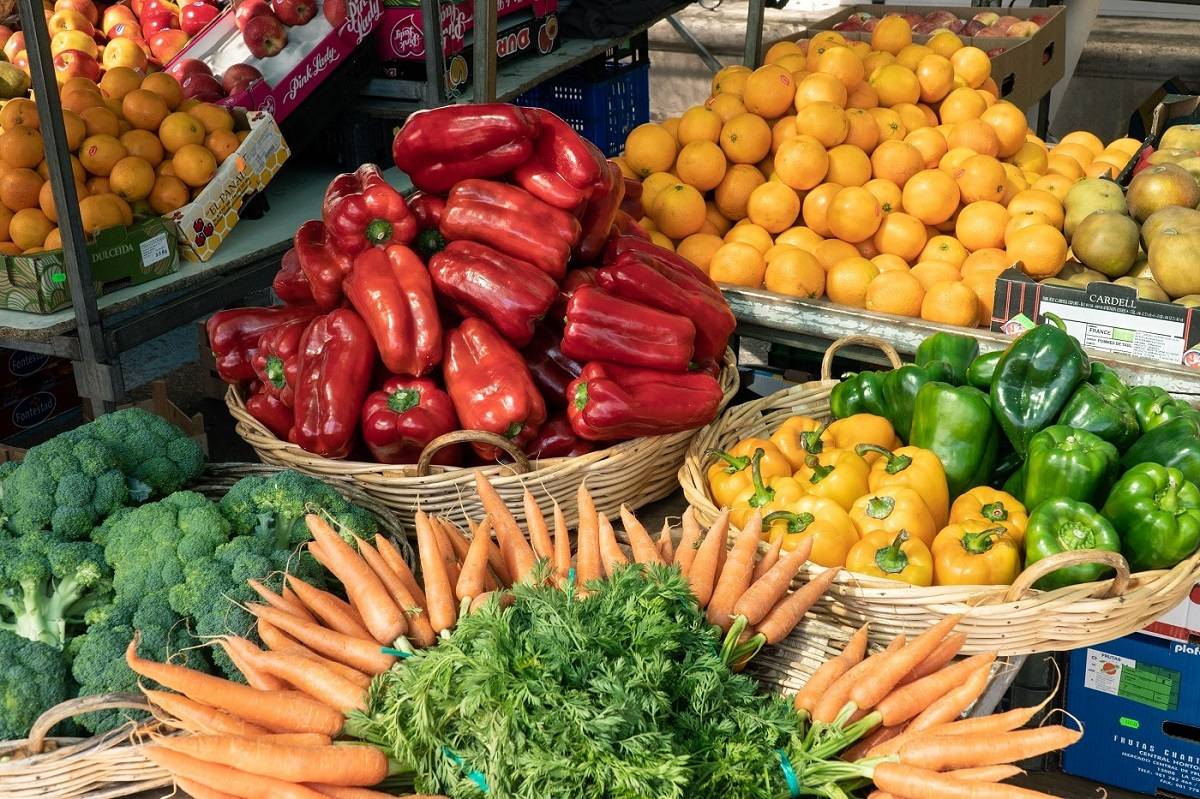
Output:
[
  {"xmin": 375, "ymin": 0, "xmax": 555, "ymax": 62},
  {"xmin": 1118, "ymin": 90, "xmax": 1200, "ymax": 186},
  {"xmin": 0, "ymin": 368, "xmax": 80, "ymax": 440},
  {"xmin": 164, "ymin": 109, "xmax": 290, "ymax": 262},
  {"xmin": 1144, "ymin": 586, "xmax": 1200, "ymax": 644},
  {"xmin": 0, "ymin": 348, "xmax": 71, "ymax": 388},
  {"xmin": 991, "ymin": 268, "xmax": 1200, "ymax": 370},
  {"xmin": 170, "ymin": 0, "xmax": 383, "ymax": 123},
  {"xmin": 795, "ymin": 5, "xmax": 1066, "ymax": 109},
  {"xmin": 1064, "ymin": 633, "xmax": 1200, "ymax": 798},
  {"xmin": 0, "ymin": 218, "xmax": 179, "ymax": 315}
]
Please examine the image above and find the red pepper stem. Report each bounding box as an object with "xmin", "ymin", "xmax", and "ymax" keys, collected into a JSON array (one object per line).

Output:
[
  {"xmin": 980, "ymin": 501, "xmax": 1009, "ymax": 522},
  {"xmin": 960, "ymin": 526, "xmax": 1007, "ymax": 555},
  {"xmin": 365, "ymin": 218, "xmax": 394, "ymax": 245},
  {"xmin": 875, "ymin": 530, "xmax": 911, "ymax": 575},
  {"xmin": 265, "ymin": 355, "xmax": 286, "ymax": 390},
  {"xmin": 855, "ymin": 443, "xmax": 911, "ymax": 474},
  {"xmin": 763, "ymin": 510, "xmax": 814, "ymax": 535},
  {"xmin": 706, "ymin": 447, "xmax": 751, "ymax": 475},
  {"xmin": 387, "ymin": 388, "xmax": 421, "ymax": 414},
  {"xmin": 799, "ymin": 420, "xmax": 831, "ymax": 456},
  {"xmin": 804, "ymin": 454, "xmax": 835, "ymax": 485},
  {"xmin": 747, "ymin": 448, "xmax": 776, "ymax": 509}
]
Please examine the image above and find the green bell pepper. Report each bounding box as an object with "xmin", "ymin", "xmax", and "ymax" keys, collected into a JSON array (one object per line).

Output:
[
  {"xmin": 1025, "ymin": 497, "xmax": 1122, "ymax": 590},
  {"xmin": 991, "ymin": 313, "xmax": 1090, "ymax": 457},
  {"xmin": 910, "ymin": 382, "xmax": 998, "ymax": 498},
  {"xmin": 1127, "ymin": 385, "xmax": 1200, "ymax": 433},
  {"xmin": 990, "ymin": 447, "xmax": 1022, "ymax": 491},
  {"xmin": 1003, "ymin": 464, "xmax": 1025, "ymax": 501},
  {"xmin": 1056, "ymin": 383, "xmax": 1140, "ymax": 452},
  {"xmin": 966, "ymin": 350, "xmax": 1003, "ymax": 392},
  {"xmin": 1088, "ymin": 362, "xmax": 1127, "ymax": 395},
  {"xmin": 830, "ymin": 370, "xmax": 886, "ymax": 420},
  {"xmin": 1101, "ymin": 463, "xmax": 1200, "ymax": 571},
  {"xmin": 1120, "ymin": 416, "xmax": 1200, "ymax": 489},
  {"xmin": 877, "ymin": 362, "xmax": 956, "ymax": 442},
  {"xmin": 916, "ymin": 332, "xmax": 980, "ymax": 387},
  {"xmin": 1023, "ymin": 425, "xmax": 1119, "ymax": 511}
]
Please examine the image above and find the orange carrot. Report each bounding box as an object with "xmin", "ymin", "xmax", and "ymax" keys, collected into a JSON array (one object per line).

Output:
[
  {"xmin": 707, "ymin": 511, "xmax": 762, "ymax": 630},
  {"xmin": 154, "ymin": 735, "xmax": 387, "ymax": 786},
  {"xmin": 575, "ymin": 483, "xmax": 602, "ymax": 589},
  {"xmin": 906, "ymin": 659, "xmax": 993, "ymax": 734},
  {"xmin": 286, "ymin": 576, "xmax": 377, "ymax": 641},
  {"xmin": 734, "ymin": 534, "xmax": 813, "ymax": 625},
  {"xmin": 176, "ymin": 776, "xmax": 240, "ymax": 799},
  {"xmin": 255, "ymin": 622, "xmax": 373, "ymax": 689},
  {"xmin": 867, "ymin": 792, "xmax": 902, "ymax": 799},
  {"xmin": 353, "ymin": 535, "xmax": 435, "ymax": 649},
  {"xmin": 868, "ymin": 703, "xmax": 1047, "ymax": 759},
  {"xmin": 474, "ymin": 472, "xmax": 536, "ymax": 582},
  {"xmin": 792, "ymin": 623, "xmax": 869, "ymax": 714},
  {"xmin": 215, "ymin": 636, "xmax": 289, "ymax": 691},
  {"xmin": 901, "ymin": 631, "xmax": 968, "ymax": 686},
  {"xmin": 469, "ymin": 590, "xmax": 515, "ymax": 613},
  {"xmin": 127, "ymin": 636, "xmax": 344, "ymax": 736},
  {"xmin": 874, "ymin": 653, "xmax": 997, "ymax": 727},
  {"xmin": 307, "ymin": 786, "xmax": 442, "ymax": 799},
  {"xmin": 620, "ymin": 504, "xmax": 664, "ymax": 565},
  {"xmin": 237, "ymin": 647, "xmax": 367, "ymax": 714},
  {"xmin": 142, "ymin": 689, "xmax": 269, "ymax": 737},
  {"xmin": 811, "ymin": 635, "xmax": 907, "ymax": 724},
  {"xmin": 751, "ymin": 536, "xmax": 784, "ymax": 583},
  {"xmin": 755, "ymin": 564, "xmax": 839, "ymax": 645},
  {"xmin": 944, "ymin": 766, "xmax": 1025, "ymax": 783},
  {"xmin": 374, "ymin": 535, "xmax": 430, "ymax": 606},
  {"xmin": 552, "ymin": 501, "xmax": 571, "ymax": 585},
  {"xmin": 657, "ymin": 520, "xmax": 674, "ymax": 563},
  {"xmin": 842, "ymin": 724, "xmax": 902, "ymax": 762},
  {"xmin": 525, "ymin": 489, "xmax": 554, "ymax": 562},
  {"xmin": 872, "ymin": 763, "xmax": 1058, "ymax": 799},
  {"xmin": 255, "ymin": 733, "xmax": 334, "ymax": 747},
  {"xmin": 305, "ymin": 514, "xmax": 405, "ymax": 646},
  {"xmin": 247, "ymin": 579, "xmax": 315, "ymax": 623},
  {"xmin": 456, "ymin": 515, "xmax": 494, "ymax": 601},
  {"xmin": 598, "ymin": 512, "xmax": 628, "ymax": 577},
  {"xmin": 438, "ymin": 518, "xmax": 472, "ymax": 564},
  {"xmin": 432, "ymin": 518, "xmax": 462, "ymax": 588},
  {"xmin": 898, "ymin": 726, "xmax": 1081, "ymax": 770},
  {"xmin": 849, "ymin": 614, "xmax": 963, "ymax": 712},
  {"xmin": 415, "ymin": 511, "xmax": 457, "ymax": 634},
  {"xmin": 247, "ymin": 604, "xmax": 396, "ymax": 675},
  {"xmin": 674, "ymin": 508, "xmax": 703, "ymax": 577},
  {"xmin": 687, "ymin": 509, "xmax": 729, "ymax": 606},
  {"xmin": 144, "ymin": 746, "xmax": 328, "ymax": 799}
]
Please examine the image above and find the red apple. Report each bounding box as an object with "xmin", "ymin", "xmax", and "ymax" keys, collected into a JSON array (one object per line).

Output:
[
  {"xmin": 0, "ymin": 25, "xmax": 13, "ymax": 51},
  {"xmin": 52, "ymin": 48, "xmax": 101, "ymax": 82},
  {"xmin": 972, "ymin": 11, "xmax": 1000, "ymax": 26},
  {"xmin": 962, "ymin": 19, "xmax": 986, "ymax": 36},
  {"xmin": 862, "ymin": 17, "xmax": 878, "ymax": 31},
  {"xmin": 180, "ymin": 0, "xmax": 219, "ymax": 34},
  {"xmin": 141, "ymin": 0, "xmax": 181, "ymax": 18},
  {"xmin": 3, "ymin": 30, "xmax": 24, "ymax": 61},
  {"xmin": 108, "ymin": 20, "xmax": 143, "ymax": 39},
  {"xmin": 101, "ymin": 34, "xmax": 148, "ymax": 69},
  {"xmin": 271, "ymin": 0, "xmax": 315, "ymax": 26},
  {"xmin": 167, "ymin": 57, "xmax": 211, "ymax": 81},
  {"xmin": 48, "ymin": 9, "xmax": 94, "ymax": 36},
  {"xmin": 54, "ymin": 0, "xmax": 98, "ymax": 24},
  {"xmin": 131, "ymin": 0, "xmax": 145, "ymax": 16},
  {"xmin": 141, "ymin": 10, "xmax": 175, "ymax": 34},
  {"xmin": 235, "ymin": 0, "xmax": 272, "ymax": 30},
  {"xmin": 101, "ymin": 4, "xmax": 136, "ymax": 34},
  {"xmin": 322, "ymin": 0, "xmax": 345, "ymax": 27},
  {"xmin": 985, "ymin": 46, "xmax": 1006, "ymax": 58},
  {"xmin": 11, "ymin": 50, "xmax": 28, "ymax": 72},
  {"xmin": 148, "ymin": 27, "xmax": 188, "ymax": 60},
  {"xmin": 912, "ymin": 21, "xmax": 944, "ymax": 35},
  {"xmin": 924, "ymin": 10, "xmax": 958, "ymax": 27},
  {"xmin": 995, "ymin": 15, "xmax": 1020, "ymax": 32},
  {"xmin": 221, "ymin": 62, "xmax": 263, "ymax": 93},
  {"xmin": 832, "ymin": 19, "xmax": 863, "ymax": 32},
  {"xmin": 181, "ymin": 70, "xmax": 225, "ymax": 100},
  {"xmin": 945, "ymin": 19, "xmax": 965, "ymax": 34},
  {"xmin": 1006, "ymin": 20, "xmax": 1040, "ymax": 37},
  {"xmin": 242, "ymin": 11, "xmax": 286, "ymax": 57},
  {"xmin": 1029, "ymin": 15, "xmax": 1050, "ymax": 28},
  {"xmin": 977, "ymin": 25, "xmax": 1007, "ymax": 37}
]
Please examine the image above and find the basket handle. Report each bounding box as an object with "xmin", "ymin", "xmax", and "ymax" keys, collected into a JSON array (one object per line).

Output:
[
  {"xmin": 1002, "ymin": 550, "xmax": 1132, "ymax": 603},
  {"xmin": 820, "ymin": 335, "xmax": 904, "ymax": 381},
  {"xmin": 416, "ymin": 430, "xmax": 532, "ymax": 477},
  {"xmin": 25, "ymin": 692, "xmax": 151, "ymax": 755}
]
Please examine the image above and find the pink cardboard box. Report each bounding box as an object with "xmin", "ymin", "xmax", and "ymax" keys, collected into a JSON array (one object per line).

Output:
[
  {"xmin": 377, "ymin": 0, "xmax": 555, "ymax": 62},
  {"xmin": 169, "ymin": 0, "xmax": 382, "ymax": 122}
]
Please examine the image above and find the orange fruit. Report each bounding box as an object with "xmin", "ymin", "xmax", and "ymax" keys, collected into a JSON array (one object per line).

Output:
[
  {"xmin": 86, "ymin": 176, "xmax": 111, "ymax": 195},
  {"xmin": 915, "ymin": 54, "xmax": 954, "ymax": 104},
  {"xmin": 794, "ymin": 101, "xmax": 848, "ymax": 148},
  {"xmin": 794, "ymin": 72, "xmax": 847, "ymax": 110},
  {"xmin": 704, "ymin": 201, "xmax": 733, "ymax": 236},
  {"xmin": 677, "ymin": 233, "xmax": 726, "ymax": 272},
  {"xmin": 108, "ymin": 155, "xmax": 155, "ymax": 202},
  {"xmin": 910, "ymin": 259, "xmax": 962, "ymax": 290},
  {"xmin": 854, "ymin": 238, "xmax": 880, "ymax": 259},
  {"xmin": 624, "ymin": 123, "xmax": 677, "ymax": 178},
  {"xmin": 78, "ymin": 194, "xmax": 124, "ymax": 233},
  {"xmin": 172, "ymin": 143, "xmax": 217, "ymax": 188},
  {"xmin": 827, "ymin": 186, "xmax": 883, "ymax": 243},
  {"xmin": 866, "ymin": 269, "xmax": 925, "ymax": 317},
  {"xmin": 764, "ymin": 248, "xmax": 825, "ymax": 297},
  {"xmin": 43, "ymin": 228, "xmax": 61, "ymax": 250},
  {"xmin": 980, "ymin": 102, "xmax": 1028, "ymax": 158},
  {"xmin": 872, "ymin": 211, "xmax": 927, "ymax": 262},
  {"xmin": 901, "ymin": 169, "xmax": 959, "ymax": 225},
  {"xmin": 648, "ymin": 231, "xmax": 674, "ymax": 250},
  {"xmin": 720, "ymin": 113, "xmax": 772, "ymax": 165},
  {"xmin": 79, "ymin": 134, "xmax": 127, "ymax": 177},
  {"xmin": 771, "ymin": 116, "xmax": 798, "ymax": 154},
  {"xmin": 863, "ymin": 178, "xmax": 902, "ymax": 216},
  {"xmin": 1004, "ymin": 211, "xmax": 1050, "ymax": 246},
  {"xmin": 1060, "ymin": 130, "xmax": 1105, "ymax": 159},
  {"xmin": 1086, "ymin": 161, "xmax": 1118, "ymax": 180},
  {"xmin": 844, "ymin": 108, "xmax": 879, "ymax": 154},
  {"xmin": 60, "ymin": 89, "xmax": 104, "ymax": 115},
  {"xmin": 121, "ymin": 89, "xmax": 170, "ymax": 132},
  {"xmin": 905, "ymin": 127, "xmax": 948, "ymax": 169},
  {"xmin": 1007, "ymin": 223, "xmax": 1068, "ymax": 279},
  {"xmin": 148, "ymin": 173, "xmax": 190, "ymax": 215},
  {"xmin": 950, "ymin": 46, "xmax": 990, "ymax": 89},
  {"xmin": 0, "ymin": 126, "xmax": 44, "ymax": 170},
  {"xmin": 9, "ymin": 208, "xmax": 53, "ymax": 251},
  {"xmin": 724, "ymin": 222, "xmax": 774, "ymax": 255},
  {"xmin": 896, "ymin": 44, "xmax": 933, "ymax": 72},
  {"xmin": 870, "ymin": 139, "xmax": 923, "ymax": 188},
  {"xmin": 847, "ymin": 81, "xmax": 879, "ymax": 110},
  {"xmin": 872, "ymin": 253, "xmax": 909, "ymax": 272},
  {"xmin": 817, "ymin": 45, "xmax": 865, "ymax": 91},
  {"xmin": 678, "ymin": 105, "xmax": 724, "ymax": 145},
  {"xmin": 868, "ymin": 107, "xmax": 906, "ymax": 143},
  {"xmin": 0, "ymin": 99, "xmax": 39, "ymax": 131},
  {"xmin": 938, "ymin": 86, "xmax": 987, "ymax": 125},
  {"xmin": 59, "ymin": 110, "xmax": 86, "ymax": 152},
  {"xmin": 764, "ymin": 40, "xmax": 804, "ymax": 65},
  {"xmin": 100, "ymin": 69, "xmax": 144, "ymax": 102},
  {"xmin": 954, "ymin": 154, "xmax": 1006, "ymax": 203},
  {"xmin": 1046, "ymin": 153, "xmax": 1084, "ymax": 181},
  {"xmin": 676, "ymin": 140, "xmax": 727, "ymax": 192},
  {"xmin": 826, "ymin": 256, "xmax": 879, "ymax": 307},
  {"xmin": 961, "ymin": 248, "xmax": 1012, "ymax": 280},
  {"xmin": 118, "ymin": 129, "xmax": 164, "ymax": 167},
  {"xmin": 709, "ymin": 241, "xmax": 765, "ymax": 287},
  {"xmin": 1007, "ymin": 188, "xmax": 1064, "ymax": 229},
  {"xmin": 1031, "ymin": 173, "xmax": 1074, "ymax": 202},
  {"xmin": 870, "ymin": 64, "xmax": 920, "ymax": 107},
  {"xmin": 0, "ymin": 168, "xmax": 43, "ymax": 211},
  {"xmin": 921, "ymin": 280, "xmax": 979, "ymax": 326},
  {"xmin": 61, "ymin": 77, "xmax": 102, "ymax": 98},
  {"xmin": 79, "ymin": 105, "xmax": 120, "ymax": 138},
  {"xmin": 919, "ymin": 234, "xmax": 969, "ymax": 268},
  {"xmin": 774, "ymin": 226, "xmax": 822, "ymax": 251},
  {"xmin": 712, "ymin": 65, "xmax": 751, "ymax": 96},
  {"xmin": 806, "ymin": 31, "xmax": 848, "ymax": 69},
  {"xmin": 871, "ymin": 15, "xmax": 913, "ymax": 55},
  {"xmin": 862, "ymin": 50, "xmax": 894, "ymax": 74},
  {"xmin": 962, "ymin": 271, "xmax": 997, "ymax": 326},
  {"xmin": 707, "ymin": 93, "xmax": 748, "ymax": 123},
  {"xmin": 773, "ymin": 135, "xmax": 828, "ymax": 190},
  {"xmin": 640, "ymin": 172, "xmax": 680, "ymax": 215},
  {"xmin": 714, "ymin": 164, "xmax": 766, "ymax": 220},
  {"xmin": 813, "ymin": 239, "xmax": 859, "ymax": 271},
  {"xmin": 747, "ymin": 181, "xmax": 801, "ymax": 233},
  {"xmin": 956, "ymin": 200, "xmax": 1010, "ymax": 251},
  {"xmin": 1049, "ymin": 142, "xmax": 1095, "ymax": 169},
  {"xmin": 1008, "ymin": 141, "xmax": 1048, "ymax": 175},
  {"xmin": 892, "ymin": 103, "xmax": 930, "ymax": 134},
  {"xmin": 801, "ymin": 182, "xmax": 843, "ymax": 238},
  {"xmin": 744, "ymin": 64, "xmax": 796, "ymax": 118},
  {"xmin": 652, "ymin": 182, "xmax": 707, "ymax": 239},
  {"xmin": 948, "ymin": 119, "xmax": 1001, "ymax": 158},
  {"xmin": 140, "ymin": 72, "xmax": 183, "ymax": 110},
  {"xmin": 825, "ymin": 144, "xmax": 871, "ymax": 187},
  {"xmin": 939, "ymin": 146, "xmax": 975, "ymax": 175},
  {"xmin": 927, "ymin": 30, "xmax": 964, "ymax": 58}
]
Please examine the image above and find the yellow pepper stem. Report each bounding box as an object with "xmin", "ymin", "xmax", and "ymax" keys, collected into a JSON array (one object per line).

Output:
[
  {"xmin": 746, "ymin": 448, "xmax": 776, "ymax": 509},
  {"xmin": 979, "ymin": 501, "xmax": 1010, "ymax": 522},
  {"xmin": 875, "ymin": 530, "xmax": 911, "ymax": 575},
  {"xmin": 804, "ymin": 454, "xmax": 835, "ymax": 486},
  {"xmin": 960, "ymin": 526, "xmax": 1008, "ymax": 555},
  {"xmin": 855, "ymin": 443, "xmax": 912, "ymax": 475},
  {"xmin": 799, "ymin": 420, "xmax": 831, "ymax": 457},
  {"xmin": 763, "ymin": 510, "xmax": 814, "ymax": 534},
  {"xmin": 705, "ymin": 447, "xmax": 751, "ymax": 475}
]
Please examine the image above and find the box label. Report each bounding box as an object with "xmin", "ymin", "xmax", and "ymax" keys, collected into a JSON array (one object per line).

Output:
[
  {"xmin": 1084, "ymin": 648, "xmax": 1180, "ymax": 711},
  {"xmin": 139, "ymin": 233, "xmax": 171, "ymax": 268}
]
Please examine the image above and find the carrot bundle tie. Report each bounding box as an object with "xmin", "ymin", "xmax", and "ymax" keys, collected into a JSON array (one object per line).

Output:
[
  {"xmin": 776, "ymin": 749, "xmax": 802, "ymax": 798},
  {"xmin": 379, "ymin": 646, "xmax": 413, "ymax": 659},
  {"xmin": 442, "ymin": 746, "xmax": 489, "ymax": 793}
]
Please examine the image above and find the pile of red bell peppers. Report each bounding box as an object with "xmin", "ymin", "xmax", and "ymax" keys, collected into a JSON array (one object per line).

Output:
[{"xmin": 208, "ymin": 103, "xmax": 736, "ymax": 465}]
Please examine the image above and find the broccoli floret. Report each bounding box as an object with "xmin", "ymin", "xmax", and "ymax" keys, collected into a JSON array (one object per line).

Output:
[
  {"xmin": 218, "ymin": 470, "xmax": 379, "ymax": 551},
  {"xmin": 1, "ymin": 436, "xmax": 128, "ymax": 539},
  {"xmin": 0, "ymin": 629, "xmax": 71, "ymax": 740},
  {"xmin": 76, "ymin": 408, "xmax": 205, "ymax": 502},
  {"xmin": 0, "ymin": 531, "xmax": 112, "ymax": 649}
]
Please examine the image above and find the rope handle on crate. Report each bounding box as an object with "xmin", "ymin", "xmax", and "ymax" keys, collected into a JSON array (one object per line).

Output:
[
  {"xmin": 1002, "ymin": 549, "xmax": 1132, "ymax": 603},
  {"xmin": 820, "ymin": 336, "xmax": 904, "ymax": 382}
]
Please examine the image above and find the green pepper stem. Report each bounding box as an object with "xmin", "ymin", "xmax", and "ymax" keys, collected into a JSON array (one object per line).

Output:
[
  {"xmin": 875, "ymin": 531, "xmax": 911, "ymax": 575},
  {"xmin": 865, "ymin": 495, "xmax": 895, "ymax": 520},
  {"xmin": 387, "ymin": 387, "xmax": 421, "ymax": 414},
  {"xmin": 705, "ymin": 447, "xmax": 751, "ymax": 475},
  {"xmin": 800, "ymin": 420, "xmax": 831, "ymax": 456},
  {"xmin": 805, "ymin": 454, "xmax": 835, "ymax": 485},
  {"xmin": 980, "ymin": 501, "xmax": 1009, "ymax": 522},
  {"xmin": 265, "ymin": 355, "xmax": 286, "ymax": 389},
  {"xmin": 747, "ymin": 448, "xmax": 776, "ymax": 508},
  {"xmin": 960, "ymin": 526, "xmax": 1007, "ymax": 555},
  {"xmin": 573, "ymin": 382, "xmax": 589, "ymax": 411},
  {"xmin": 855, "ymin": 443, "xmax": 911, "ymax": 473},
  {"xmin": 504, "ymin": 422, "xmax": 524, "ymax": 439},
  {"xmin": 1042, "ymin": 311, "xmax": 1067, "ymax": 332},
  {"xmin": 764, "ymin": 510, "xmax": 814, "ymax": 535},
  {"xmin": 366, "ymin": 218, "xmax": 394, "ymax": 245}
]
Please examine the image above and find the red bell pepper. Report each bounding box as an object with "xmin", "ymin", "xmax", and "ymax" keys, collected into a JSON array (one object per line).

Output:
[
  {"xmin": 527, "ymin": 414, "xmax": 595, "ymax": 459},
  {"xmin": 392, "ymin": 103, "xmax": 538, "ymax": 194},
  {"xmin": 444, "ymin": 318, "xmax": 547, "ymax": 460},
  {"xmin": 294, "ymin": 220, "xmax": 353, "ymax": 311},
  {"xmin": 522, "ymin": 323, "xmax": 583, "ymax": 408},
  {"xmin": 250, "ymin": 317, "xmax": 309, "ymax": 406},
  {"xmin": 206, "ymin": 305, "xmax": 320, "ymax": 384},
  {"xmin": 343, "ymin": 245, "xmax": 442, "ymax": 377},
  {"xmin": 246, "ymin": 390, "xmax": 294, "ymax": 441},
  {"xmin": 620, "ymin": 176, "xmax": 644, "ymax": 219},
  {"xmin": 322, "ymin": 164, "xmax": 417, "ymax": 255},
  {"xmin": 611, "ymin": 210, "xmax": 650, "ymax": 241},
  {"xmin": 510, "ymin": 108, "xmax": 603, "ymax": 211},
  {"xmin": 562, "ymin": 286, "xmax": 696, "ymax": 372},
  {"xmin": 273, "ymin": 247, "xmax": 315, "ymax": 306},
  {"xmin": 574, "ymin": 158, "xmax": 625, "ymax": 264},
  {"xmin": 408, "ymin": 191, "xmax": 446, "ymax": 230},
  {"xmin": 428, "ymin": 240, "xmax": 557, "ymax": 347},
  {"xmin": 605, "ymin": 234, "xmax": 721, "ymax": 292},
  {"xmin": 550, "ymin": 267, "xmax": 598, "ymax": 326},
  {"xmin": 293, "ymin": 309, "xmax": 377, "ymax": 459},
  {"xmin": 567, "ymin": 361, "xmax": 724, "ymax": 441},
  {"xmin": 440, "ymin": 179, "xmax": 580, "ymax": 280},
  {"xmin": 361, "ymin": 376, "xmax": 460, "ymax": 466},
  {"xmin": 597, "ymin": 250, "xmax": 735, "ymax": 364}
]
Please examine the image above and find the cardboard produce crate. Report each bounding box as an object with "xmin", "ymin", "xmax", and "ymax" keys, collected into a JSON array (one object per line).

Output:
[
  {"xmin": 0, "ymin": 347, "xmax": 71, "ymax": 388},
  {"xmin": 0, "ymin": 217, "xmax": 179, "ymax": 314},
  {"xmin": 1117, "ymin": 90, "xmax": 1200, "ymax": 187},
  {"xmin": 375, "ymin": 0, "xmax": 555, "ymax": 63},
  {"xmin": 0, "ymin": 365, "xmax": 80, "ymax": 440}
]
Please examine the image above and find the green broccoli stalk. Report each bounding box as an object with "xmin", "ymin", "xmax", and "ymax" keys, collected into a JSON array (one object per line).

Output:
[
  {"xmin": 0, "ymin": 629, "xmax": 72, "ymax": 740},
  {"xmin": 218, "ymin": 470, "xmax": 379, "ymax": 551},
  {"xmin": 75, "ymin": 408, "xmax": 205, "ymax": 502},
  {"xmin": 0, "ymin": 532, "xmax": 111, "ymax": 649},
  {"xmin": 1, "ymin": 436, "xmax": 128, "ymax": 539}
]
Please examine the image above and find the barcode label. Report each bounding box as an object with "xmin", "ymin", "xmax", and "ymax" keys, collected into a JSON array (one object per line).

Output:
[{"xmin": 140, "ymin": 233, "xmax": 170, "ymax": 267}]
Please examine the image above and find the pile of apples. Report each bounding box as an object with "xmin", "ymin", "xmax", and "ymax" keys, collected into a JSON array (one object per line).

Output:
[
  {"xmin": 231, "ymin": 0, "xmax": 322, "ymax": 59},
  {"xmin": 166, "ymin": 57, "xmax": 263, "ymax": 101},
  {"xmin": 832, "ymin": 10, "xmax": 1049, "ymax": 39}
]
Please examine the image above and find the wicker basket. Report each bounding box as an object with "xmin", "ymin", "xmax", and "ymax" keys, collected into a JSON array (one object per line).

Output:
[
  {"xmin": 679, "ymin": 335, "xmax": 1200, "ymax": 656},
  {"xmin": 226, "ymin": 351, "xmax": 740, "ymax": 531},
  {"xmin": 0, "ymin": 462, "xmax": 411, "ymax": 799}
]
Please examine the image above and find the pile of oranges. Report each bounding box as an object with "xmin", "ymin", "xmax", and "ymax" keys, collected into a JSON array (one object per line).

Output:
[
  {"xmin": 0, "ymin": 66, "xmax": 245, "ymax": 256},
  {"xmin": 616, "ymin": 16, "xmax": 1142, "ymax": 329}
]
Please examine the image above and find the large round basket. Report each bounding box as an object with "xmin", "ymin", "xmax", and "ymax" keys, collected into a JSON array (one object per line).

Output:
[
  {"xmin": 227, "ymin": 351, "xmax": 740, "ymax": 530},
  {"xmin": 0, "ymin": 462, "xmax": 411, "ymax": 799},
  {"xmin": 678, "ymin": 335, "xmax": 1200, "ymax": 656}
]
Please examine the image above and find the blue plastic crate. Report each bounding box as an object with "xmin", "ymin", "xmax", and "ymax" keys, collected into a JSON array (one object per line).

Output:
[{"xmin": 516, "ymin": 60, "xmax": 650, "ymax": 157}]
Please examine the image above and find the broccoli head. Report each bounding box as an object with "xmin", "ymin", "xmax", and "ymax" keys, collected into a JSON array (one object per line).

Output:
[
  {"xmin": 0, "ymin": 629, "xmax": 72, "ymax": 740},
  {"xmin": 218, "ymin": 470, "xmax": 379, "ymax": 551},
  {"xmin": 0, "ymin": 531, "xmax": 112, "ymax": 649},
  {"xmin": 76, "ymin": 408, "xmax": 205, "ymax": 502},
  {"xmin": 1, "ymin": 436, "xmax": 128, "ymax": 539}
]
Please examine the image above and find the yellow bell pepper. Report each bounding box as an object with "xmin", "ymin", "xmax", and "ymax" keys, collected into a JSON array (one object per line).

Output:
[
  {"xmin": 794, "ymin": 448, "xmax": 870, "ymax": 512},
  {"xmin": 844, "ymin": 529, "xmax": 933, "ymax": 586},
  {"xmin": 770, "ymin": 415, "xmax": 828, "ymax": 470},
  {"xmin": 731, "ymin": 472, "xmax": 806, "ymax": 530},
  {"xmin": 706, "ymin": 440, "xmax": 791, "ymax": 509},
  {"xmin": 848, "ymin": 486, "xmax": 938, "ymax": 548},
  {"xmin": 948, "ymin": 487, "xmax": 1028, "ymax": 545},
  {"xmin": 857, "ymin": 444, "xmax": 950, "ymax": 529},
  {"xmin": 931, "ymin": 518, "xmax": 1022, "ymax": 586},
  {"xmin": 825, "ymin": 414, "xmax": 901, "ymax": 465},
  {"xmin": 762, "ymin": 494, "xmax": 859, "ymax": 568}
]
